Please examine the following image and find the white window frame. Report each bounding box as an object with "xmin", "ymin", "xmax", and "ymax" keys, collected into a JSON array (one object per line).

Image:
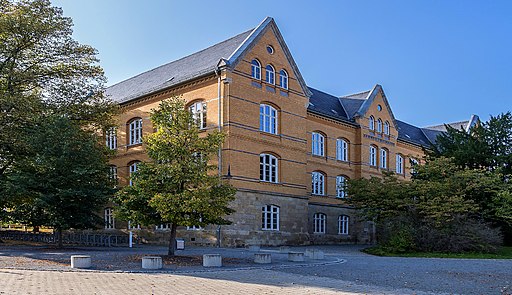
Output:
[
  {"xmin": 129, "ymin": 161, "xmax": 139, "ymax": 186},
  {"xmin": 260, "ymin": 153, "xmax": 278, "ymax": 183},
  {"xmin": 109, "ymin": 165, "xmax": 118, "ymax": 185},
  {"xmin": 251, "ymin": 59, "xmax": 261, "ymax": 80},
  {"xmin": 380, "ymin": 148, "xmax": 388, "ymax": 169},
  {"xmin": 105, "ymin": 127, "xmax": 117, "ymax": 150},
  {"xmin": 279, "ymin": 69, "xmax": 288, "ymax": 89},
  {"xmin": 369, "ymin": 145, "xmax": 377, "ymax": 166},
  {"xmin": 155, "ymin": 224, "xmax": 172, "ymax": 230},
  {"xmin": 336, "ymin": 138, "xmax": 348, "ymax": 161},
  {"xmin": 384, "ymin": 121, "xmax": 390, "ymax": 135},
  {"xmin": 262, "ymin": 205, "xmax": 279, "ymax": 231},
  {"xmin": 369, "ymin": 116, "xmax": 375, "ymax": 130},
  {"xmin": 311, "ymin": 132, "xmax": 325, "ymax": 156},
  {"xmin": 410, "ymin": 158, "xmax": 419, "ymax": 174},
  {"xmin": 396, "ymin": 154, "xmax": 404, "ymax": 174},
  {"xmin": 189, "ymin": 101, "xmax": 207, "ymax": 129},
  {"xmin": 336, "ymin": 175, "xmax": 347, "ymax": 198},
  {"xmin": 187, "ymin": 216, "xmax": 203, "ymax": 230},
  {"xmin": 265, "ymin": 64, "xmax": 275, "ymax": 85},
  {"xmin": 338, "ymin": 215, "xmax": 349, "ymax": 235},
  {"xmin": 127, "ymin": 221, "xmax": 140, "ymax": 230},
  {"xmin": 377, "ymin": 119, "xmax": 383, "ymax": 133},
  {"xmin": 259, "ymin": 104, "xmax": 277, "ymax": 134},
  {"xmin": 311, "ymin": 171, "xmax": 325, "ymax": 195},
  {"xmin": 313, "ymin": 213, "xmax": 326, "ymax": 234},
  {"xmin": 129, "ymin": 118, "xmax": 143, "ymax": 145},
  {"xmin": 104, "ymin": 208, "xmax": 115, "ymax": 229}
]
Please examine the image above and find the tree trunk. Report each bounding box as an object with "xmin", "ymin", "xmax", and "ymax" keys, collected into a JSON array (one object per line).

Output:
[
  {"xmin": 33, "ymin": 226, "xmax": 39, "ymax": 233},
  {"xmin": 168, "ymin": 223, "xmax": 178, "ymax": 256},
  {"xmin": 56, "ymin": 228, "xmax": 63, "ymax": 248}
]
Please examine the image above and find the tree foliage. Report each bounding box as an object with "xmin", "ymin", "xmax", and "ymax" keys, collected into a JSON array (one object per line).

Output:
[{"xmin": 114, "ymin": 97, "xmax": 236, "ymax": 255}]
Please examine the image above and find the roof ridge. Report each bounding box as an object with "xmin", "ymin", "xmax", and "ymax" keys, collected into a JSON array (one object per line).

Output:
[
  {"xmin": 107, "ymin": 29, "xmax": 253, "ymax": 89},
  {"xmin": 341, "ymin": 89, "xmax": 371, "ymax": 99},
  {"xmin": 423, "ymin": 119, "xmax": 469, "ymax": 129}
]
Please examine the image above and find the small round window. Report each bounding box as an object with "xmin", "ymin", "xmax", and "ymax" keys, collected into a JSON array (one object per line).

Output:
[
  {"xmin": 266, "ymin": 45, "xmax": 274, "ymax": 54},
  {"xmin": 377, "ymin": 105, "xmax": 382, "ymax": 111}
]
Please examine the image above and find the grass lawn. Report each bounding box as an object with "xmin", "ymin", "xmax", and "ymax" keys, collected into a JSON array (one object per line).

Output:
[{"xmin": 363, "ymin": 246, "xmax": 512, "ymax": 259}]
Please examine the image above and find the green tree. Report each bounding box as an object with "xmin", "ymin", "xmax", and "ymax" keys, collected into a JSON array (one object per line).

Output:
[
  {"xmin": 114, "ymin": 97, "xmax": 236, "ymax": 256},
  {"xmin": 4, "ymin": 116, "xmax": 114, "ymax": 247}
]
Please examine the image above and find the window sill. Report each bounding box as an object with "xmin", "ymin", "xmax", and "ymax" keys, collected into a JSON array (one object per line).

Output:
[
  {"xmin": 311, "ymin": 154, "xmax": 325, "ymax": 159},
  {"xmin": 259, "ymin": 181, "xmax": 280, "ymax": 186},
  {"xmin": 311, "ymin": 193, "xmax": 326, "ymax": 197},
  {"xmin": 260, "ymin": 131, "xmax": 280, "ymax": 138},
  {"xmin": 127, "ymin": 143, "xmax": 142, "ymax": 148},
  {"xmin": 261, "ymin": 229, "xmax": 280, "ymax": 232}
]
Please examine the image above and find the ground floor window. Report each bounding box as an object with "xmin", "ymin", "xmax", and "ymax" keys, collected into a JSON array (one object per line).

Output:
[
  {"xmin": 338, "ymin": 215, "xmax": 349, "ymax": 235},
  {"xmin": 262, "ymin": 205, "xmax": 279, "ymax": 231},
  {"xmin": 127, "ymin": 221, "xmax": 140, "ymax": 230},
  {"xmin": 104, "ymin": 208, "xmax": 115, "ymax": 229},
  {"xmin": 313, "ymin": 213, "xmax": 326, "ymax": 234},
  {"xmin": 155, "ymin": 224, "xmax": 171, "ymax": 230}
]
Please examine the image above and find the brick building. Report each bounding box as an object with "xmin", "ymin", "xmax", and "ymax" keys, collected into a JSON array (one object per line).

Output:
[{"xmin": 104, "ymin": 17, "xmax": 478, "ymax": 246}]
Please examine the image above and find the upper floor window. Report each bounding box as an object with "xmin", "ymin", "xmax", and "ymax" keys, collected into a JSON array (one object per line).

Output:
[
  {"xmin": 410, "ymin": 158, "xmax": 419, "ymax": 174},
  {"xmin": 311, "ymin": 171, "xmax": 325, "ymax": 195},
  {"xmin": 311, "ymin": 132, "xmax": 325, "ymax": 156},
  {"xmin": 189, "ymin": 101, "xmax": 207, "ymax": 129},
  {"xmin": 338, "ymin": 215, "xmax": 349, "ymax": 235},
  {"xmin": 262, "ymin": 204, "xmax": 279, "ymax": 231},
  {"xmin": 313, "ymin": 213, "xmax": 326, "ymax": 234},
  {"xmin": 377, "ymin": 119, "xmax": 383, "ymax": 133},
  {"xmin": 369, "ymin": 116, "xmax": 375, "ymax": 131},
  {"xmin": 279, "ymin": 69, "xmax": 288, "ymax": 90},
  {"xmin": 104, "ymin": 208, "xmax": 115, "ymax": 229},
  {"xmin": 128, "ymin": 118, "xmax": 143, "ymax": 145},
  {"xmin": 109, "ymin": 165, "xmax": 118, "ymax": 186},
  {"xmin": 336, "ymin": 175, "xmax": 347, "ymax": 198},
  {"xmin": 369, "ymin": 145, "xmax": 377, "ymax": 166},
  {"xmin": 251, "ymin": 59, "xmax": 261, "ymax": 80},
  {"xmin": 396, "ymin": 154, "xmax": 404, "ymax": 174},
  {"xmin": 384, "ymin": 121, "xmax": 390, "ymax": 135},
  {"xmin": 336, "ymin": 138, "xmax": 349, "ymax": 161},
  {"xmin": 260, "ymin": 153, "xmax": 278, "ymax": 183},
  {"xmin": 380, "ymin": 148, "xmax": 388, "ymax": 169},
  {"xmin": 259, "ymin": 104, "xmax": 277, "ymax": 134},
  {"xmin": 129, "ymin": 161, "xmax": 139, "ymax": 186},
  {"xmin": 265, "ymin": 64, "xmax": 275, "ymax": 85},
  {"xmin": 105, "ymin": 127, "xmax": 117, "ymax": 150}
]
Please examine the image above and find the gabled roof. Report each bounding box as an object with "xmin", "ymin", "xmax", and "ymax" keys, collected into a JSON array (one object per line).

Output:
[
  {"xmin": 349, "ymin": 84, "xmax": 398, "ymax": 128},
  {"xmin": 395, "ymin": 120, "xmax": 433, "ymax": 147},
  {"xmin": 106, "ymin": 17, "xmax": 311, "ymax": 104},
  {"xmin": 308, "ymin": 87, "xmax": 350, "ymax": 122},
  {"xmin": 424, "ymin": 114, "xmax": 479, "ymax": 133}
]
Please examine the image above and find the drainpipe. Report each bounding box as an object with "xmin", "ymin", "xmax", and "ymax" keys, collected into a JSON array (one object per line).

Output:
[{"xmin": 214, "ymin": 66, "xmax": 222, "ymax": 248}]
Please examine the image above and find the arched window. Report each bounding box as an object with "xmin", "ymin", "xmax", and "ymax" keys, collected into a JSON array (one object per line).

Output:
[
  {"xmin": 260, "ymin": 153, "xmax": 278, "ymax": 183},
  {"xmin": 380, "ymin": 148, "xmax": 388, "ymax": 169},
  {"xmin": 369, "ymin": 116, "xmax": 375, "ymax": 131},
  {"xmin": 369, "ymin": 145, "xmax": 377, "ymax": 166},
  {"xmin": 262, "ymin": 204, "xmax": 279, "ymax": 231},
  {"xmin": 259, "ymin": 104, "xmax": 277, "ymax": 134},
  {"xmin": 279, "ymin": 69, "xmax": 288, "ymax": 89},
  {"xmin": 384, "ymin": 121, "xmax": 390, "ymax": 135},
  {"xmin": 251, "ymin": 59, "xmax": 261, "ymax": 80},
  {"xmin": 338, "ymin": 215, "xmax": 349, "ymax": 235},
  {"xmin": 105, "ymin": 127, "xmax": 117, "ymax": 150},
  {"xmin": 311, "ymin": 171, "xmax": 325, "ymax": 195},
  {"xmin": 311, "ymin": 132, "xmax": 325, "ymax": 156},
  {"xmin": 336, "ymin": 138, "xmax": 349, "ymax": 161},
  {"xmin": 377, "ymin": 119, "xmax": 383, "ymax": 133},
  {"xmin": 265, "ymin": 64, "xmax": 275, "ymax": 85},
  {"xmin": 336, "ymin": 175, "xmax": 348, "ymax": 198},
  {"xmin": 104, "ymin": 208, "xmax": 115, "ymax": 229},
  {"xmin": 313, "ymin": 213, "xmax": 326, "ymax": 234},
  {"xmin": 189, "ymin": 100, "xmax": 207, "ymax": 129},
  {"xmin": 129, "ymin": 161, "xmax": 140, "ymax": 186},
  {"xmin": 396, "ymin": 154, "xmax": 404, "ymax": 174},
  {"xmin": 128, "ymin": 118, "xmax": 143, "ymax": 145}
]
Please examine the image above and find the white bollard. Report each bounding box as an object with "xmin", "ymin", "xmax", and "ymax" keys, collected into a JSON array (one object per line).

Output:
[
  {"xmin": 142, "ymin": 256, "xmax": 163, "ymax": 269},
  {"xmin": 254, "ymin": 253, "xmax": 272, "ymax": 264},
  {"xmin": 71, "ymin": 255, "xmax": 92, "ymax": 269},
  {"xmin": 203, "ymin": 254, "xmax": 222, "ymax": 267},
  {"xmin": 248, "ymin": 245, "xmax": 260, "ymax": 252},
  {"xmin": 288, "ymin": 252, "xmax": 305, "ymax": 262}
]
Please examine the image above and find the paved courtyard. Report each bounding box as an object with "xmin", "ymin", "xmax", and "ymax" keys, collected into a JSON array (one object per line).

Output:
[{"xmin": 0, "ymin": 244, "xmax": 510, "ymax": 294}]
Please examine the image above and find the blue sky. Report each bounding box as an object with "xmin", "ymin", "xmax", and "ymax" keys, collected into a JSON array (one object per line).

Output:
[{"xmin": 52, "ymin": 0, "xmax": 511, "ymax": 127}]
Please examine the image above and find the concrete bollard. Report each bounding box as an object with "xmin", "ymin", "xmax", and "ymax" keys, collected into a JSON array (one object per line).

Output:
[
  {"xmin": 288, "ymin": 252, "xmax": 305, "ymax": 262},
  {"xmin": 254, "ymin": 253, "xmax": 272, "ymax": 264},
  {"xmin": 71, "ymin": 255, "xmax": 91, "ymax": 269},
  {"xmin": 306, "ymin": 249, "xmax": 325, "ymax": 260},
  {"xmin": 203, "ymin": 254, "xmax": 222, "ymax": 267},
  {"xmin": 248, "ymin": 245, "xmax": 261, "ymax": 252},
  {"xmin": 279, "ymin": 246, "xmax": 290, "ymax": 253},
  {"xmin": 142, "ymin": 256, "xmax": 163, "ymax": 269}
]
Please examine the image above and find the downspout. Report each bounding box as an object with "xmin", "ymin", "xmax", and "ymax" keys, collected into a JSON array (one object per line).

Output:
[{"xmin": 214, "ymin": 66, "xmax": 222, "ymax": 248}]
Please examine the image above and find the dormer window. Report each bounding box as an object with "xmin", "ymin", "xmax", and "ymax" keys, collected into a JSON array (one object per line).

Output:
[
  {"xmin": 265, "ymin": 65, "xmax": 275, "ymax": 85},
  {"xmin": 251, "ymin": 59, "xmax": 261, "ymax": 80},
  {"xmin": 369, "ymin": 116, "xmax": 375, "ymax": 131}
]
